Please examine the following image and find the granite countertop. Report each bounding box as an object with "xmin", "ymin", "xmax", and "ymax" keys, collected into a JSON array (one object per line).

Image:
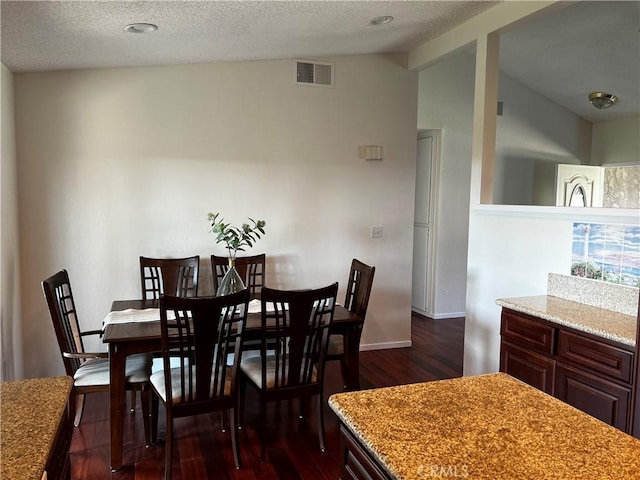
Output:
[
  {"xmin": 329, "ymin": 373, "xmax": 640, "ymax": 480},
  {"xmin": 1, "ymin": 376, "xmax": 73, "ymax": 480},
  {"xmin": 496, "ymin": 295, "xmax": 637, "ymax": 347}
]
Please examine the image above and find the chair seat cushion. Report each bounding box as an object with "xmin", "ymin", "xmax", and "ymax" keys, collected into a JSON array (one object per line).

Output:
[
  {"xmin": 327, "ymin": 334, "xmax": 344, "ymax": 356},
  {"xmin": 150, "ymin": 365, "xmax": 232, "ymax": 405},
  {"xmin": 240, "ymin": 355, "xmax": 317, "ymax": 389},
  {"xmin": 74, "ymin": 353, "xmax": 152, "ymax": 387},
  {"xmin": 151, "ymin": 356, "xmax": 186, "ymax": 374}
]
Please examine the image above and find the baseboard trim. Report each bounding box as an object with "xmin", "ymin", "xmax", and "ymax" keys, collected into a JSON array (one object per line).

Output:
[
  {"xmin": 359, "ymin": 340, "xmax": 412, "ymax": 351},
  {"xmin": 412, "ymin": 309, "xmax": 466, "ymax": 320},
  {"xmin": 432, "ymin": 311, "xmax": 465, "ymax": 320}
]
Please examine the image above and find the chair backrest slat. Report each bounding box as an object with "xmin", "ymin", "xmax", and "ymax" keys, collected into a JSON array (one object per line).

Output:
[
  {"xmin": 159, "ymin": 290, "xmax": 249, "ymax": 405},
  {"xmin": 140, "ymin": 256, "xmax": 200, "ymax": 301},
  {"xmin": 259, "ymin": 283, "xmax": 338, "ymax": 389},
  {"xmin": 344, "ymin": 259, "xmax": 375, "ymax": 318}
]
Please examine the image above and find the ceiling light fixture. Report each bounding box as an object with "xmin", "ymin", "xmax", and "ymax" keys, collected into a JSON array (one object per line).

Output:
[
  {"xmin": 588, "ymin": 92, "xmax": 618, "ymax": 109},
  {"xmin": 368, "ymin": 16, "xmax": 394, "ymax": 26},
  {"xmin": 124, "ymin": 23, "xmax": 158, "ymax": 34}
]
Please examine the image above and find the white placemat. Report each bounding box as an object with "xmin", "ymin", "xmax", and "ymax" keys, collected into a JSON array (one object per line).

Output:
[
  {"xmin": 103, "ymin": 301, "xmax": 294, "ymax": 328},
  {"xmin": 102, "ymin": 308, "xmax": 175, "ymax": 329}
]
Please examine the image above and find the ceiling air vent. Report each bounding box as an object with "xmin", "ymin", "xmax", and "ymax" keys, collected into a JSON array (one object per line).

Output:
[{"xmin": 294, "ymin": 59, "xmax": 334, "ymax": 87}]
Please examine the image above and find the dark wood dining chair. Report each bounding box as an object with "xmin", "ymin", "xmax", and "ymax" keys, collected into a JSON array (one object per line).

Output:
[
  {"xmin": 150, "ymin": 289, "xmax": 250, "ymax": 479},
  {"xmin": 326, "ymin": 259, "xmax": 375, "ymax": 390},
  {"xmin": 211, "ymin": 253, "xmax": 265, "ymax": 299},
  {"xmin": 139, "ymin": 255, "xmax": 200, "ymax": 301},
  {"xmin": 42, "ymin": 270, "xmax": 152, "ymax": 443},
  {"xmin": 139, "ymin": 255, "xmax": 201, "ymax": 406},
  {"xmin": 239, "ymin": 282, "xmax": 339, "ymax": 460}
]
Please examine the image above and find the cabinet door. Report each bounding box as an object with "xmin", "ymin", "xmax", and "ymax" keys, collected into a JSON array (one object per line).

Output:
[
  {"xmin": 555, "ymin": 363, "xmax": 631, "ymax": 432},
  {"xmin": 500, "ymin": 341, "xmax": 555, "ymax": 394}
]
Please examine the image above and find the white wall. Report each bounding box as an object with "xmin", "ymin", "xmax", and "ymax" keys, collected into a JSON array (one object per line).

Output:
[
  {"xmin": 416, "ymin": 49, "xmax": 474, "ymax": 318},
  {"xmin": 1, "ymin": 62, "xmax": 22, "ymax": 381},
  {"xmin": 15, "ymin": 54, "xmax": 418, "ymax": 379},
  {"xmin": 591, "ymin": 116, "xmax": 640, "ymax": 166},
  {"xmin": 494, "ymin": 70, "xmax": 592, "ymax": 206}
]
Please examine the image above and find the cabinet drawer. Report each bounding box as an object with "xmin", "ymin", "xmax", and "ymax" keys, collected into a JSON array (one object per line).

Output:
[
  {"xmin": 500, "ymin": 341, "xmax": 555, "ymax": 394},
  {"xmin": 501, "ymin": 310, "xmax": 555, "ymax": 355},
  {"xmin": 557, "ymin": 330, "xmax": 634, "ymax": 384}
]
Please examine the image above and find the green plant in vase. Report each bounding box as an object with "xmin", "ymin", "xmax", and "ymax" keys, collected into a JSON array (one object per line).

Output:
[{"xmin": 207, "ymin": 212, "xmax": 266, "ymax": 296}]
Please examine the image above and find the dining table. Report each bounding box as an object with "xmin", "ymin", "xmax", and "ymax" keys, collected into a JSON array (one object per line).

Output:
[{"xmin": 102, "ymin": 298, "xmax": 364, "ymax": 471}]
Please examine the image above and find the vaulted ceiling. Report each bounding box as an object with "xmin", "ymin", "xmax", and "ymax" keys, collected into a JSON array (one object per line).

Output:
[{"xmin": 2, "ymin": 1, "xmax": 637, "ymax": 124}]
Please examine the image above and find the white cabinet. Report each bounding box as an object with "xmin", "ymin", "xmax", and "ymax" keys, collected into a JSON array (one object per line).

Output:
[{"xmin": 555, "ymin": 164, "xmax": 604, "ymax": 207}]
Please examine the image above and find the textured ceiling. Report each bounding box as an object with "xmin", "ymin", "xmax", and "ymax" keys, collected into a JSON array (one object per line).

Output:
[
  {"xmin": 1, "ymin": 1, "xmax": 638, "ymax": 123},
  {"xmin": 0, "ymin": 1, "xmax": 497, "ymax": 71},
  {"xmin": 499, "ymin": 1, "xmax": 639, "ymax": 123}
]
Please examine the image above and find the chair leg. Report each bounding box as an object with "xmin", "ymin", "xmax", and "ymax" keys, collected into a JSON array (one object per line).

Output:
[
  {"xmin": 220, "ymin": 410, "xmax": 227, "ymax": 432},
  {"xmin": 140, "ymin": 386, "xmax": 151, "ymax": 446},
  {"xmin": 259, "ymin": 400, "xmax": 267, "ymax": 462},
  {"xmin": 151, "ymin": 391, "xmax": 159, "ymax": 445},
  {"xmin": 299, "ymin": 397, "xmax": 306, "ymax": 419},
  {"xmin": 317, "ymin": 391, "xmax": 326, "ymax": 453},
  {"xmin": 238, "ymin": 379, "xmax": 246, "ymax": 431},
  {"xmin": 339, "ymin": 358, "xmax": 350, "ymax": 391},
  {"xmin": 230, "ymin": 408, "xmax": 241, "ymax": 469},
  {"xmin": 73, "ymin": 394, "xmax": 86, "ymax": 427},
  {"xmin": 130, "ymin": 390, "xmax": 136, "ymax": 413},
  {"xmin": 165, "ymin": 415, "xmax": 173, "ymax": 480}
]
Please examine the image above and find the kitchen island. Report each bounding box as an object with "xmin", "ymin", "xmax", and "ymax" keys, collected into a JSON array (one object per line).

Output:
[
  {"xmin": 329, "ymin": 373, "xmax": 640, "ymax": 480},
  {"xmin": 1, "ymin": 376, "xmax": 73, "ymax": 480}
]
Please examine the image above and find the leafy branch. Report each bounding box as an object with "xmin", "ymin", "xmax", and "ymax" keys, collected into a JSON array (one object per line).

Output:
[{"xmin": 207, "ymin": 212, "xmax": 266, "ymax": 259}]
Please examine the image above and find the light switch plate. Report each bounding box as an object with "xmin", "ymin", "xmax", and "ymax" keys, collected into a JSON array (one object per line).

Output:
[{"xmin": 371, "ymin": 226, "xmax": 383, "ymax": 238}]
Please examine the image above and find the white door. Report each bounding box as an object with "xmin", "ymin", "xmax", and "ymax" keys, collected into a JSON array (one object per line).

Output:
[
  {"xmin": 412, "ymin": 135, "xmax": 435, "ymax": 315},
  {"xmin": 555, "ymin": 164, "xmax": 604, "ymax": 207}
]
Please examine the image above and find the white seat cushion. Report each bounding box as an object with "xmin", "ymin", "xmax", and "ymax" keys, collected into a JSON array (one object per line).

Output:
[
  {"xmin": 73, "ymin": 353, "xmax": 152, "ymax": 387},
  {"xmin": 151, "ymin": 356, "xmax": 185, "ymax": 374},
  {"xmin": 240, "ymin": 354, "xmax": 317, "ymax": 389},
  {"xmin": 150, "ymin": 365, "xmax": 232, "ymax": 405}
]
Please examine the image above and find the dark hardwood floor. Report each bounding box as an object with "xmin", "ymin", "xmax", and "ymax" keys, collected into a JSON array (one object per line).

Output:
[{"xmin": 70, "ymin": 314, "xmax": 464, "ymax": 479}]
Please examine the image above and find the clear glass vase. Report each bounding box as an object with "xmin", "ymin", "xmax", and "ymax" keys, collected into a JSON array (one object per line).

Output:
[{"xmin": 216, "ymin": 258, "xmax": 246, "ymax": 296}]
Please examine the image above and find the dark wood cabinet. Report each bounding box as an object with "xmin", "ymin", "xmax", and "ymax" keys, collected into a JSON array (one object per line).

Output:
[
  {"xmin": 633, "ymin": 297, "xmax": 640, "ymax": 438},
  {"xmin": 339, "ymin": 425, "xmax": 389, "ymax": 480},
  {"xmin": 46, "ymin": 398, "xmax": 72, "ymax": 480},
  {"xmin": 500, "ymin": 308, "xmax": 635, "ymax": 435}
]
